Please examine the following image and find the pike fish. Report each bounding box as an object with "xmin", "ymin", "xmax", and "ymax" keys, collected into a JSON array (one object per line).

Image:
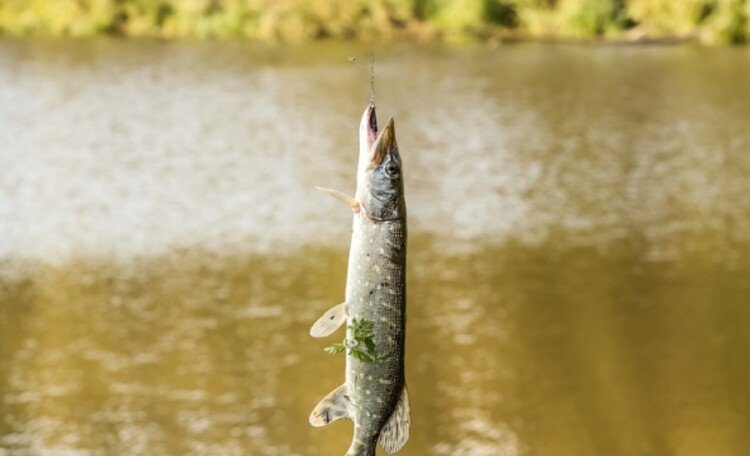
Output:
[{"xmin": 309, "ymin": 102, "xmax": 410, "ymax": 456}]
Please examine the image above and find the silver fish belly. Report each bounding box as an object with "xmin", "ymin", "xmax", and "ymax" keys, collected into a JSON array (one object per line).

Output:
[{"xmin": 309, "ymin": 103, "xmax": 410, "ymax": 456}]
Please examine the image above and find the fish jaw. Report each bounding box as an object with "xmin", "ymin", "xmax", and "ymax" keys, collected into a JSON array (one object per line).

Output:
[
  {"xmin": 359, "ymin": 102, "xmax": 379, "ymax": 152},
  {"xmin": 357, "ymin": 103, "xmax": 379, "ymax": 199},
  {"xmin": 370, "ymin": 117, "xmax": 397, "ymax": 167}
]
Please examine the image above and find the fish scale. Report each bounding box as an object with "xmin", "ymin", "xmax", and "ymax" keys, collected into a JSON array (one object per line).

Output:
[{"xmin": 345, "ymin": 219, "xmax": 406, "ymax": 455}]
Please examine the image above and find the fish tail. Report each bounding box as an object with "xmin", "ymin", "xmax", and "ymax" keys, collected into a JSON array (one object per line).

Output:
[
  {"xmin": 345, "ymin": 440, "xmax": 376, "ymax": 456},
  {"xmin": 345, "ymin": 423, "xmax": 378, "ymax": 456}
]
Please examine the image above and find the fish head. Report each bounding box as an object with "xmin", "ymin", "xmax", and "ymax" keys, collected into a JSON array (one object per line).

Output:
[{"xmin": 357, "ymin": 103, "xmax": 405, "ymax": 222}]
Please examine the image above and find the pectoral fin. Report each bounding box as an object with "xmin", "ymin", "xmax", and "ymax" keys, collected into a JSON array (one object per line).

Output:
[
  {"xmin": 378, "ymin": 385, "xmax": 411, "ymax": 453},
  {"xmin": 315, "ymin": 187, "xmax": 360, "ymax": 212},
  {"xmin": 310, "ymin": 302, "xmax": 347, "ymax": 338},
  {"xmin": 309, "ymin": 384, "xmax": 350, "ymax": 427}
]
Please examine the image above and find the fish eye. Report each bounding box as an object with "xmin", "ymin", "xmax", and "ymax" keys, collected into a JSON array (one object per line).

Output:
[{"xmin": 384, "ymin": 160, "xmax": 399, "ymax": 176}]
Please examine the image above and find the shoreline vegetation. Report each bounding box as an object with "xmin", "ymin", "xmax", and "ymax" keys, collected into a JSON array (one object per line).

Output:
[{"xmin": 0, "ymin": 0, "xmax": 748, "ymax": 45}]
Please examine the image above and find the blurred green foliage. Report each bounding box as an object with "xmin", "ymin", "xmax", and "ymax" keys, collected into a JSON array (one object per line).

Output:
[{"xmin": 0, "ymin": 0, "xmax": 748, "ymax": 43}]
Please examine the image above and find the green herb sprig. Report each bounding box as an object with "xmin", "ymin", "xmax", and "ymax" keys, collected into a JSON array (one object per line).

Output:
[{"xmin": 325, "ymin": 318, "xmax": 389, "ymax": 362}]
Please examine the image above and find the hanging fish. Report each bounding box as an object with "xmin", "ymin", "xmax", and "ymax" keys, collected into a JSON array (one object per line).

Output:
[{"xmin": 309, "ymin": 101, "xmax": 410, "ymax": 456}]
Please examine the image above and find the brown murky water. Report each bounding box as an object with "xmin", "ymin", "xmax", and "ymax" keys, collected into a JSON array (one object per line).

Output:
[{"xmin": 2, "ymin": 40, "xmax": 750, "ymax": 456}]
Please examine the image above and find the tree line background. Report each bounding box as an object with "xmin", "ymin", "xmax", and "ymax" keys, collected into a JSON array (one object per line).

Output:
[{"xmin": 0, "ymin": 0, "xmax": 747, "ymax": 44}]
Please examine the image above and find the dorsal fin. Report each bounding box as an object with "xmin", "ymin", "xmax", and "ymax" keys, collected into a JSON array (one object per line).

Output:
[{"xmin": 378, "ymin": 385, "xmax": 411, "ymax": 453}]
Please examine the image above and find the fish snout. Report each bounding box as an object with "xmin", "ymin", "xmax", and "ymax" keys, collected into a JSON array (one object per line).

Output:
[{"xmin": 371, "ymin": 117, "xmax": 397, "ymax": 166}]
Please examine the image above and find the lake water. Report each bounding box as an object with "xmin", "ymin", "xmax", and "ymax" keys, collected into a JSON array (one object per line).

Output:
[{"xmin": 1, "ymin": 39, "xmax": 750, "ymax": 456}]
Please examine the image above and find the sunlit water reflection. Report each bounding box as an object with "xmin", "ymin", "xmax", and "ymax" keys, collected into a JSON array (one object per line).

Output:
[{"xmin": 1, "ymin": 40, "xmax": 750, "ymax": 455}]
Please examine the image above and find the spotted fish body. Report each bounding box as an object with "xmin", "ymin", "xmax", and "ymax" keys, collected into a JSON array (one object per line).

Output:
[{"xmin": 309, "ymin": 103, "xmax": 410, "ymax": 456}]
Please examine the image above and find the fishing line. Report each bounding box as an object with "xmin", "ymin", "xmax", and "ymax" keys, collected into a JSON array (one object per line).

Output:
[
  {"xmin": 368, "ymin": 0, "xmax": 375, "ymax": 105},
  {"xmin": 369, "ymin": 44, "xmax": 375, "ymax": 105}
]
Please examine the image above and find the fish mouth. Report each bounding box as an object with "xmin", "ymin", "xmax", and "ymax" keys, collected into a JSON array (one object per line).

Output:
[
  {"xmin": 370, "ymin": 117, "xmax": 396, "ymax": 166},
  {"xmin": 358, "ymin": 103, "xmax": 379, "ymax": 181},
  {"xmin": 360, "ymin": 102, "xmax": 378, "ymax": 150}
]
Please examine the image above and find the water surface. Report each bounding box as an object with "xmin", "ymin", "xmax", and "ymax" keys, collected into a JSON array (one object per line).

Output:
[{"xmin": 1, "ymin": 39, "xmax": 750, "ymax": 456}]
